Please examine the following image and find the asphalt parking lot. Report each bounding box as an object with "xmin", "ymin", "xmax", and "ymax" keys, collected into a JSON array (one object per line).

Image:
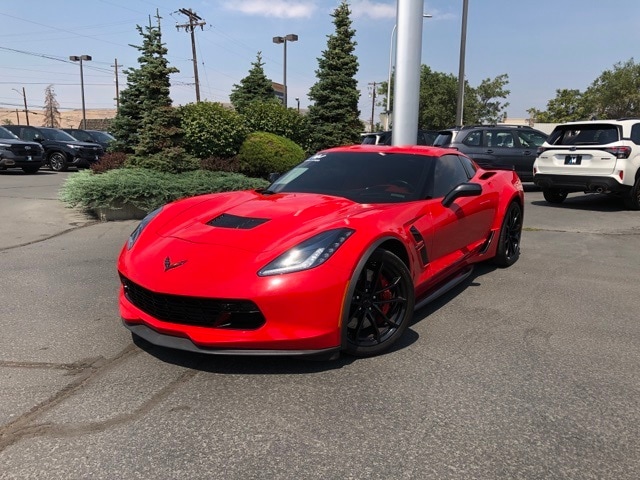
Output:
[{"xmin": 1, "ymin": 170, "xmax": 639, "ymax": 479}]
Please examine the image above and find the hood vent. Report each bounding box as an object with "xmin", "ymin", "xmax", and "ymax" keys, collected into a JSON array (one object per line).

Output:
[{"xmin": 207, "ymin": 213, "xmax": 269, "ymax": 230}]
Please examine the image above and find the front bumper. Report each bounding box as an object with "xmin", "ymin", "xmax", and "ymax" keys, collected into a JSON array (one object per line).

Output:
[
  {"xmin": 534, "ymin": 174, "xmax": 630, "ymax": 193},
  {"xmin": 0, "ymin": 154, "xmax": 43, "ymax": 168}
]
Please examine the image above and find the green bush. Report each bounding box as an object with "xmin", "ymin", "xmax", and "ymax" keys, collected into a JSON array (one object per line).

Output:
[
  {"xmin": 242, "ymin": 102, "xmax": 311, "ymax": 150},
  {"xmin": 180, "ymin": 101, "xmax": 249, "ymax": 158},
  {"xmin": 125, "ymin": 147, "xmax": 200, "ymax": 174},
  {"xmin": 59, "ymin": 168, "xmax": 269, "ymax": 213},
  {"xmin": 200, "ymin": 155, "xmax": 242, "ymax": 173},
  {"xmin": 238, "ymin": 132, "xmax": 306, "ymax": 178}
]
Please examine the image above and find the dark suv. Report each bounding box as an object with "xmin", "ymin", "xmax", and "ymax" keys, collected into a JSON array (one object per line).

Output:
[
  {"xmin": 4, "ymin": 125, "xmax": 104, "ymax": 172},
  {"xmin": 433, "ymin": 125, "xmax": 548, "ymax": 181},
  {"xmin": 62, "ymin": 128, "xmax": 115, "ymax": 151},
  {"xmin": 0, "ymin": 126, "xmax": 44, "ymax": 174}
]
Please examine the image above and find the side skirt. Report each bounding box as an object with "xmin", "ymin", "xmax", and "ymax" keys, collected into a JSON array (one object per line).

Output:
[{"xmin": 414, "ymin": 266, "xmax": 474, "ymax": 311}]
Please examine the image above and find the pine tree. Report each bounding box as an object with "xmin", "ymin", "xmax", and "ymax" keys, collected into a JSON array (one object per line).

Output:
[
  {"xmin": 110, "ymin": 12, "xmax": 180, "ymax": 154},
  {"xmin": 229, "ymin": 52, "xmax": 278, "ymax": 113},
  {"xmin": 43, "ymin": 85, "xmax": 61, "ymax": 128},
  {"xmin": 307, "ymin": 1, "xmax": 362, "ymax": 152}
]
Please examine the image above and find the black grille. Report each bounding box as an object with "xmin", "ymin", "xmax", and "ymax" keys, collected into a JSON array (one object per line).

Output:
[
  {"xmin": 207, "ymin": 213, "xmax": 269, "ymax": 229},
  {"xmin": 120, "ymin": 275, "xmax": 265, "ymax": 329},
  {"xmin": 10, "ymin": 145, "xmax": 40, "ymax": 156},
  {"xmin": 79, "ymin": 146, "xmax": 103, "ymax": 159}
]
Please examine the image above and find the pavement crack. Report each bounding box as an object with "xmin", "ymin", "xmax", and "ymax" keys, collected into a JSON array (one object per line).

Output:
[{"xmin": 0, "ymin": 220, "xmax": 99, "ymax": 252}]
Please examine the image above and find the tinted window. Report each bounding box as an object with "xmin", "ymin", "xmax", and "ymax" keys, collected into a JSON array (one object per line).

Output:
[
  {"xmin": 486, "ymin": 130, "xmax": 516, "ymax": 148},
  {"xmin": 433, "ymin": 132, "xmax": 453, "ymax": 147},
  {"xmin": 548, "ymin": 124, "xmax": 619, "ymax": 145},
  {"xmin": 433, "ymin": 154, "xmax": 470, "ymax": 198},
  {"xmin": 458, "ymin": 155, "xmax": 477, "ymax": 178},
  {"xmin": 270, "ymin": 151, "xmax": 434, "ymax": 203},
  {"xmin": 517, "ymin": 130, "xmax": 547, "ymax": 148},
  {"xmin": 462, "ymin": 130, "xmax": 482, "ymax": 146},
  {"xmin": 67, "ymin": 130, "xmax": 92, "ymax": 142},
  {"xmin": 630, "ymin": 124, "xmax": 640, "ymax": 144},
  {"xmin": 0, "ymin": 127, "xmax": 18, "ymax": 140},
  {"xmin": 20, "ymin": 127, "xmax": 39, "ymax": 142},
  {"xmin": 41, "ymin": 129, "xmax": 77, "ymax": 141}
]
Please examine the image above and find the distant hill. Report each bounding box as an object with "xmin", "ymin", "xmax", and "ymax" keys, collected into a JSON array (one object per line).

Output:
[{"xmin": 0, "ymin": 108, "xmax": 117, "ymax": 129}]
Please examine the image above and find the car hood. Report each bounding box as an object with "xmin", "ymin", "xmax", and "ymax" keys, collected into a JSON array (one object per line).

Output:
[
  {"xmin": 0, "ymin": 138, "xmax": 41, "ymax": 148},
  {"xmin": 154, "ymin": 190, "xmax": 381, "ymax": 253}
]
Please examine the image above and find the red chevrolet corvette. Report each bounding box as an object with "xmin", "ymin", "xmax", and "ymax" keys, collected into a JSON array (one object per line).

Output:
[{"xmin": 118, "ymin": 145, "xmax": 523, "ymax": 358}]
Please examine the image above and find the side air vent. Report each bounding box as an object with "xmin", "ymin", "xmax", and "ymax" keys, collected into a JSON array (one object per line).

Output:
[
  {"xmin": 409, "ymin": 226, "xmax": 429, "ymax": 266},
  {"xmin": 207, "ymin": 213, "xmax": 269, "ymax": 229}
]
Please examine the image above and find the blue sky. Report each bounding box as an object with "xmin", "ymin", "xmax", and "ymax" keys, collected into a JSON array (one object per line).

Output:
[{"xmin": 2, "ymin": 0, "xmax": 640, "ymax": 125}]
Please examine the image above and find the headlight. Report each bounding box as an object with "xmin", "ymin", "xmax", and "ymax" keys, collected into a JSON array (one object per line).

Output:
[
  {"xmin": 66, "ymin": 144, "xmax": 81, "ymax": 149},
  {"xmin": 258, "ymin": 228, "xmax": 354, "ymax": 276},
  {"xmin": 127, "ymin": 207, "xmax": 163, "ymax": 250},
  {"xmin": 0, "ymin": 143, "xmax": 10, "ymax": 149}
]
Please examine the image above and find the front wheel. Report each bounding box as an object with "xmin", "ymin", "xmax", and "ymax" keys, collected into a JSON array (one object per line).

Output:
[
  {"xmin": 493, "ymin": 201, "xmax": 522, "ymax": 268},
  {"xmin": 343, "ymin": 249, "xmax": 414, "ymax": 357},
  {"xmin": 49, "ymin": 152, "xmax": 68, "ymax": 172},
  {"xmin": 542, "ymin": 188, "xmax": 567, "ymax": 204}
]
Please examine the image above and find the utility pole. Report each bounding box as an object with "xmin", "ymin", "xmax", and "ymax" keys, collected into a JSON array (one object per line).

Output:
[
  {"xmin": 112, "ymin": 58, "xmax": 120, "ymax": 110},
  {"xmin": 176, "ymin": 8, "xmax": 206, "ymax": 102},
  {"xmin": 455, "ymin": 0, "xmax": 469, "ymax": 127},
  {"xmin": 15, "ymin": 109, "xmax": 20, "ymax": 124},
  {"xmin": 368, "ymin": 81, "xmax": 378, "ymax": 132}
]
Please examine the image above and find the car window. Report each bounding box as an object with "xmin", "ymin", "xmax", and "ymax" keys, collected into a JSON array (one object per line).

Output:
[
  {"xmin": 20, "ymin": 128, "xmax": 39, "ymax": 142},
  {"xmin": 462, "ymin": 130, "xmax": 482, "ymax": 147},
  {"xmin": 41, "ymin": 129, "xmax": 77, "ymax": 141},
  {"xmin": 630, "ymin": 124, "xmax": 640, "ymax": 144},
  {"xmin": 548, "ymin": 124, "xmax": 619, "ymax": 145},
  {"xmin": 458, "ymin": 155, "xmax": 477, "ymax": 178},
  {"xmin": 433, "ymin": 132, "xmax": 453, "ymax": 147},
  {"xmin": 486, "ymin": 130, "xmax": 515, "ymax": 148},
  {"xmin": 68, "ymin": 130, "xmax": 92, "ymax": 142},
  {"xmin": 432, "ymin": 154, "xmax": 470, "ymax": 198},
  {"xmin": 517, "ymin": 130, "xmax": 547, "ymax": 148},
  {"xmin": 0, "ymin": 127, "xmax": 19, "ymax": 140}
]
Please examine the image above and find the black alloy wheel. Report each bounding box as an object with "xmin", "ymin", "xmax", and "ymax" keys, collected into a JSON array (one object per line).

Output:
[
  {"xmin": 493, "ymin": 201, "xmax": 522, "ymax": 268},
  {"xmin": 49, "ymin": 152, "xmax": 68, "ymax": 172},
  {"xmin": 344, "ymin": 249, "xmax": 414, "ymax": 357},
  {"xmin": 542, "ymin": 188, "xmax": 568, "ymax": 204},
  {"xmin": 623, "ymin": 177, "xmax": 640, "ymax": 210}
]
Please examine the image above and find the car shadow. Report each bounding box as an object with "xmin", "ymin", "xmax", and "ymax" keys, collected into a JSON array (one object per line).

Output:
[{"xmin": 530, "ymin": 193, "xmax": 627, "ymax": 212}]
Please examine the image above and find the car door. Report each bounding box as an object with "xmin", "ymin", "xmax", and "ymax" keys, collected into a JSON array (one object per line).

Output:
[{"xmin": 412, "ymin": 154, "xmax": 496, "ymax": 293}]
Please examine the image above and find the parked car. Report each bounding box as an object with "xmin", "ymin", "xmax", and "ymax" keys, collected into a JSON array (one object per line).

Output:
[
  {"xmin": 62, "ymin": 128, "xmax": 115, "ymax": 151},
  {"xmin": 433, "ymin": 125, "xmax": 548, "ymax": 182},
  {"xmin": 361, "ymin": 129, "xmax": 438, "ymax": 146},
  {"xmin": 0, "ymin": 126, "xmax": 44, "ymax": 174},
  {"xmin": 533, "ymin": 119, "xmax": 640, "ymax": 209},
  {"xmin": 118, "ymin": 144, "xmax": 524, "ymax": 359},
  {"xmin": 4, "ymin": 125, "xmax": 104, "ymax": 172}
]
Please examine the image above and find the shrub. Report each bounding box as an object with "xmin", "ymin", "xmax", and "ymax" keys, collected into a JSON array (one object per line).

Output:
[
  {"xmin": 200, "ymin": 155, "xmax": 242, "ymax": 173},
  {"xmin": 125, "ymin": 147, "xmax": 200, "ymax": 174},
  {"xmin": 180, "ymin": 101, "xmax": 249, "ymax": 158},
  {"xmin": 242, "ymin": 102, "xmax": 311, "ymax": 149},
  {"xmin": 91, "ymin": 152, "xmax": 128, "ymax": 174},
  {"xmin": 59, "ymin": 168, "xmax": 268, "ymax": 214},
  {"xmin": 237, "ymin": 132, "xmax": 306, "ymax": 178}
]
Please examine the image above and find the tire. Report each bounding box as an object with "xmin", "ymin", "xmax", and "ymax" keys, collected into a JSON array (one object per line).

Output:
[
  {"xmin": 343, "ymin": 249, "xmax": 414, "ymax": 357},
  {"xmin": 542, "ymin": 188, "xmax": 568, "ymax": 204},
  {"xmin": 22, "ymin": 166, "xmax": 40, "ymax": 174},
  {"xmin": 49, "ymin": 152, "xmax": 68, "ymax": 172},
  {"xmin": 623, "ymin": 176, "xmax": 640, "ymax": 210},
  {"xmin": 493, "ymin": 201, "xmax": 522, "ymax": 268}
]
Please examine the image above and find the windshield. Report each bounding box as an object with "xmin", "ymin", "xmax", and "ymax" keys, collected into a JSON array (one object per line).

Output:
[
  {"xmin": 89, "ymin": 131, "xmax": 115, "ymax": 142},
  {"xmin": 0, "ymin": 127, "xmax": 19, "ymax": 140},
  {"xmin": 42, "ymin": 129, "xmax": 78, "ymax": 142},
  {"xmin": 268, "ymin": 151, "xmax": 434, "ymax": 203}
]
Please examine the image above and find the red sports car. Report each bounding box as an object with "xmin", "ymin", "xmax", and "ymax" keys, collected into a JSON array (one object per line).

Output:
[{"xmin": 118, "ymin": 145, "xmax": 523, "ymax": 358}]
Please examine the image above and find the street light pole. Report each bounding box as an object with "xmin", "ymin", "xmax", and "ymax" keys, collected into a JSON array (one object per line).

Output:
[
  {"xmin": 69, "ymin": 55, "xmax": 92, "ymax": 129},
  {"xmin": 273, "ymin": 34, "xmax": 298, "ymax": 108},
  {"xmin": 386, "ymin": 14, "xmax": 432, "ymax": 131},
  {"xmin": 295, "ymin": 97, "xmax": 300, "ymax": 113}
]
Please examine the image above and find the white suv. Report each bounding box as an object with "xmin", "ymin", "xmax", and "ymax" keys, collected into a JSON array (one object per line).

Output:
[{"xmin": 533, "ymin": 119, "xmax": 640, "ymax": 209}]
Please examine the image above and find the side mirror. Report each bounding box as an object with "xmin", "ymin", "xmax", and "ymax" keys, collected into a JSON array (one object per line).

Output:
[{"xmin": 441, "ymin": 182, "xmax": 482, "ymax": 207}]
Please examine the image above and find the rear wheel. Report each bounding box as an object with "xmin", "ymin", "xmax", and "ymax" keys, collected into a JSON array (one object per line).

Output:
[
  {"xmin": 493, "ymin": 201, "xmax": 522, "ymax": 268},
  {"xmin": 542, "ymin": 188, "xmax": 568, "ymax": 204},
  {"xmin": 344, "ymin": 249, "xmax": 414, "ymax": 357},
  {"xmin": 49, "ymin": 152, "xmax": 68, "ymax": 172},
  {"xmin": 623, "ymin": 176, "xmax": 640, "ymax": 210}
]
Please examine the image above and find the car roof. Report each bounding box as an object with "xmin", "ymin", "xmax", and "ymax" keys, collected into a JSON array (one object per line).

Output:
[{"xmin": 321, "ymin": 143, "xmax": 462, "ymax": 157}]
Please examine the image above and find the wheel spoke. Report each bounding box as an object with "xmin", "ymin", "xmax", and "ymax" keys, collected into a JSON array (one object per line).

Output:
[{"xmin": 374, "ymin": 275, "xmax": 401, "ymax": 296}]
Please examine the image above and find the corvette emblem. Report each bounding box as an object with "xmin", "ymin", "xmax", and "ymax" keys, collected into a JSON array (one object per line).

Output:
[{"xmin": 164, "ymin": 257, "xmax": 187, "ymax": 272}]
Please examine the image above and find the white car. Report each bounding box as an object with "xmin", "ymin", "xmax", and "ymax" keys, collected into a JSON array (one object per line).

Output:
[{"xmin": 533, "ymin": 119, "xmax": 640, "ymax": 209}]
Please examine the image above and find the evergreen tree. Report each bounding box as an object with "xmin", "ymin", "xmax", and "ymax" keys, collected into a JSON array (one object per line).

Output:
[
  {"xmin": 229, "ymin": 52, "xmax": 278, "ymax": 113},
  {"xmin": 110, "ymin": 13, "xmax": 180, "ymax": 154},
  {"xmin": 307, "ymin": 1, "xmax": 362, "ymax": 152},
  {"xmin": 43, "ymin": 85, "xmax": 61, "ymax": 128}
]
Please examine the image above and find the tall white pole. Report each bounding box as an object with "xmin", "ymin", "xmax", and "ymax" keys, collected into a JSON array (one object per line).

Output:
[
  {"xmin": 455, "ymin": 0, "xmax": 469, "ymax": 127},
  {"xmin": 392, "ymin": 0, "xmax": 423, "ymax": 145},
  {"xmin": 385, "ymin": 24, "xmax": 397, "ymax": 131}
]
